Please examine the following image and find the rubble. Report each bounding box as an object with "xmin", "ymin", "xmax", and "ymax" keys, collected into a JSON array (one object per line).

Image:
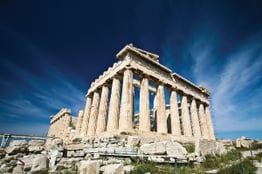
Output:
[{"xmin": 0, "ymin": 135, "xmax": 260, "ymax": 173}]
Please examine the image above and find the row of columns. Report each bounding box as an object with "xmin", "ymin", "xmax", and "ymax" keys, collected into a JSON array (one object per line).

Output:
[{"xmin": 77, "ymin": 68, "xmax": 215, "ymax": 140}]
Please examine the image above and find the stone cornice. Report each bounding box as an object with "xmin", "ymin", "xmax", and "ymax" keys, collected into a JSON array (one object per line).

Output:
[{"xmin": 50, "ymin": 108, "xmax": 71, "ymax": 124}]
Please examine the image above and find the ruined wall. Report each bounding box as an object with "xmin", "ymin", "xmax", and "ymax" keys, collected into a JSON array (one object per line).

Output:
[{"xmin": 47, "ymin": 108, "xmax": 76, "ymax": 142}]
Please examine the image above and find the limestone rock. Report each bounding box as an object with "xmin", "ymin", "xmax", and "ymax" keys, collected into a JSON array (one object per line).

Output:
[
  {"xmin": 19, "ymin": 155, "xmax": 36, "ymax": 171},
  {"xmin": 5, "ymin": 142, "xmax": 28, "ymax": 155},
  {"xmin": 65, "ymin": 143, "xmax": 84, "ymax": 151},
  {"xmin": 219, "ymin": 139, "xmax": 233, "ymax": 147},
  {"xmin": 79, "ymin": 160, "xmax": 100, "ymax": 174},
  {"xmin": 29, "ymin": 140, "xmax": 45, "ymax": 146},
  {"xmin": 140, "ymin": 141, "xmax": 166, "ymax": 155},
  {"xmin": 139, "ymin": 136, "xmax": 155, "ymax": 145},
  {"xmin": 127, "ymin": 136, "xmax": 140, "ymax": 146},
  {"xmin": 49, "ymin": 148, "xmax": 61, "ymax": 169},
  {"xmin": 5, "ymin": 145, "xmax": 27, "ymax": 155},
  {"xmin": 67, "ymin": 150, "xmax": 85, "ymax": 157},
  {"xmin": 236, "ymin": 136, "xmax": 253, "ymax": 148},
  {"xmin": 195, "ymin": 139, "xmax": 216, "ymax": 155},
  {"xmin": 28, "ymin": 146, "xmax": 45, "ymax": 153},
  {"xmin": 148, "ymin": 156, "xmax": 165, "ymax": 162},
  {"xmin": 46, "ymin": 143, "xmax": 64, "ymax": 153},
  {"xmin": 101, "ymin": 163, "xmax": 124, "ymax": 174},
  {"xmin": 103, "ymin": 158, "xmax": 124, "ymax": 166},
  {"xmin": 12, "ymin": 165, "xmax": 24, "ymax": 174},
  {"xmin": 30, "ymin": 155, "xmax": 49, "ymax": 174},
  {"xmin": 215, "ymin": 142, "xmax": 227, "ymax": 155},
  {"xmin": 166, "ymin": 142, "xmax": 187, "ymax": 158}
]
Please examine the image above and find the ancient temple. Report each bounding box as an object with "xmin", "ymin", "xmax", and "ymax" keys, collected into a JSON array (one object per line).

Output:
[{"xmin": 47, "ymin": 44, "xmax": 215, "ymax": 141}]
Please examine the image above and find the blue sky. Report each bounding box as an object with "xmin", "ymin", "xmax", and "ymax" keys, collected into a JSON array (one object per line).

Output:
[{"xmin": 0, "ymin": 0, "xmax": 261, "ymax": 139}]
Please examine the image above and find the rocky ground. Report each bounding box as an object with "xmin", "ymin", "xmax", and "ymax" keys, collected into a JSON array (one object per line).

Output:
[{"xmin": 0, "ymin": 135, "xmax": 261, "ymax": 174}]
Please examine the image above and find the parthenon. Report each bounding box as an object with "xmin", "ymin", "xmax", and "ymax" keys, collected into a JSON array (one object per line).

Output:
[{"xmin": 47, "ymin": 44, "xmax": 215, "ymax": 141}]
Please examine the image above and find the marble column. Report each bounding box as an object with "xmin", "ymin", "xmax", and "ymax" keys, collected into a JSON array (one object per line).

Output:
[
  {"xmin": 80, "ymin": 96, "xmax": 92, "ymax": 137},
  {"xmin": 199, "ymin": 103, "xmax": 209, "ymax": 138},
  {"xmin": 87, "ymin": 91, "xmax": 100, "ymax": 137},
  {"xmin": 139, "ymin": 76, "xmax": 150, "ymax": 131},
  {"xmin": 75, "ymin": 110, "xmax": 84, "ymax": 137},
  {"xmin": 190, "ymin": 99, "xmax": 201, "ymax": 138},
  {"xmin": 96, "ymin": 85, "xmax": 109, "ymax": 134},
  {"xmin": 170, "ymin": 90, "xmax": 181, "ymax": 136},
  {"xmin": 107, "ymin": 78, "xmax": 121, "ymax": 131},
  {"xmin": 119, "ymin": 69, "xmax": 134, "ymax": 131},
  {"xmin": 153, "ymin": 92, "xmax": 158, "ymax": 131},
  {"xmin": 205, "ymin": 106, "xmax": 215, "ymax": 140},
  {"xmin": 181, "ymin": 95, "xmax": 192, "ymax": 136},
  {"xmin": 156, "ymin": 84, "xmax": 167, "ymax": 133}
]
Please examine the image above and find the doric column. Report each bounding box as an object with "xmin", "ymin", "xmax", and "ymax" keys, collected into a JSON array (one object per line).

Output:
[
  {"xmin": 156, "ymin": 84, "xmax": 167, "ymax": 133},
  {"xmin": 96, "ymin": 85, "xmax": 109, "ymax": 134},
  {"xmin": 139, "ymin": 76, "xmax": 150, "ymax": 131},
  {"xmin": 205, "ymin": 106, "xmax": 215, "ymax": 140},
  {"xmin": 190, "ymin": 99, "xmax": 201, "ymax": 138},
  {"xmin": 80, "ymin": 96, "xmax": 92, "ymax": 137},
  {"xmin": 119, "ymin": 69, "xmax": 134, "ymax": 131},
  {"xmin": 75, "ymin": 110, "xmax": 84, "ymax": 137},
  {"xmin": 199, "ymin": 103, "xmax": 209, "ymax": 138},
  {"xmin": 181, "ymin": 95, "xmax": 192, "ymax": 136},
  {"xmin": 107, "ymin": 78, "xmax": 121, "ymax": 131},
  {"xmin": 170, "ymin": 90, "xmax": 181, "ymax": 136},
  {"xmin": 87, "ymin": 91, "xmax": 100, "ymax": 137}
]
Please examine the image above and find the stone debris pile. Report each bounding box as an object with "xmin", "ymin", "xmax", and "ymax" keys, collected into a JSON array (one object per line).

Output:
[{"xmin": 0, "ymin": 134, "xmax": 223, "ymax": 174}]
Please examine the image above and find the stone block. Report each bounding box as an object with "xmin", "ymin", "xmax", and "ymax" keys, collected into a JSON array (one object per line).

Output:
[
  {"xmin": 219, "ymin": 139, "xmax": 233, "ymax": 147},
  {"xmin": 139, "ymin": 136, "xmax": 155, "ymax": 145},
  {"xmin": 28, "ymin": 146, "xmax": 44, "ymax": 153},
  {"xmin": 30, "ymin": 155, "xmax": 49, "ymax": 174},
  {"xmin": 29, "ymin": 140, "xmax": 45, "ymax": 146},
  {"xmin": 140, "ymin": 141, "xmax": 166, "ymax": 155},
  {"xmin": 101, "ymin": 164, "xmax": 124, "ymax": 174},
  {"xmin": 67, "ymin": 150, "xmax": 85, "ymax": 157},
  {"xmin": 127, "ymin": 136, "xmax": 140, "ymax": 146},
  {"xmin": 79, "ymin": 160, "xmax": 100, "ymax": 174},
  {"xmin": 166, "ymin": 142, "xmax": 187, "ymax": 158},
  {"xmin": 215, "ymin": 142, "xmax": 227, "ymax": 155},
  {"xmin": 12, "ymin": 165, "xmax": 24, "ymax": 174},
  {"xmin": 65, "ymin": 143, "xmax": 84, "ymax": 151},
  {"xmin": 5, "ymin": 146, "xmax": 27, "ymax": 155},
  {"xmin": 19, "ymin": 155, "xmax": 36, "ymax": 171},
  {"xmin": 236, "ymin": 136, "xmax": 253, "ymax": 148},
  {"xmin": 195, "ymin": 139, "xmax": 216, "ymax": 155}
]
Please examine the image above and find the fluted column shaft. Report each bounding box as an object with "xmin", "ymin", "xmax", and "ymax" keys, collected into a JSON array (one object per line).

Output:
[
  {"xmin": 139, "ymin": 77, "xmax": 150, "ymax": 131},
  {"xmin": 156, "ymin": 84, "xmax": 167, "ymax": 133},
  {"xmin": 119, "ymin": 69, "xmax": 134, "ymax": 131},
  {"xmin": 87, "ymin": 91, "xmax": 100, "ymax": 137},
  {"xmin": 75, "ymin": 110, "xmax": 84, "ymax": 137},
  {"xmin": 181, "ymin": 95, "xmax": 192, "ymax": 136},
  {"xmin": 191, "ymin": 99, "xmax": 201, "ymax": 138},
  {"xmin": 199, "ymin": 103, "xmax": 209, "ymax": 138},
  {"xmin": 107, "ymin": 78, "xmax": 121, "ymax": 131},
  {"xmin": 80, "ymin": 96, "xmax": 92, "ymax": 137},
  {"xmin": 170, "ymin": 90, "xmax": 181, "ymax": 136},
  {"xmin": 96, "ymin": 85, "xmax": 109, "ymax": 134},
  {"xmin": 205, "ymin": 106, "xmax": 215, "ymax": 140}
]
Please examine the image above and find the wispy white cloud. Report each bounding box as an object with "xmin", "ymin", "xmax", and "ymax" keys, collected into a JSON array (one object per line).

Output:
[
  {"xmin": 189, "ymin": 38, "xmax": 262, "ymax": 133},
  {"xmin": 0, "ymin": 27, "xmax": 87, "ymax": 135},
  {"xmin": 0, "ymin": 61, "xmax": 86, "ymax": 134}
]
